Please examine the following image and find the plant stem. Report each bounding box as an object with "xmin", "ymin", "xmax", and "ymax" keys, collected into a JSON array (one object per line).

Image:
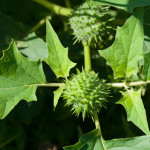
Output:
[
  {"xmin": 83, "ymin": 41, "xmax": 103, "ymax": 136},
  {"xmin": 35, "ymin": 80, "xmax": 150, "ymax": 88},
  {"xmin": 65, "ymin": 0, "xmax": 71, "ymax": 8},
  {"xmin": 93, "ymin": 111, "xmax": 106, "ymax": 150},
  {"xmin": 108, "ymin": 80, "xmax": 150, "ymax": 87},
  {"xmin": 83, "ymin": 42, "xmax": 91, "ymax": 71},
  {"xmin": 37, "ymin": 83, "xmax": 65, "ymax": 87},
  {"xmin": 33, "ymin": 0, "xmax": 72, "ymax": 16},
  {"xmin": 0, "ymin": 134, "xmax": 19, "ymax": 148},
  {"xmin": 29, "ymin": 16, "xmax": 51, "ymax": 33},
  {"xmin": 93, "ymin": 111, "xmax": 102, "ymax": 134}
]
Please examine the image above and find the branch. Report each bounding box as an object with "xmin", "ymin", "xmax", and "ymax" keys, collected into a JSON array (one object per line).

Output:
[
  {"xmin": 36, "ymin": 81, "xmax": 150, "ymax": 88},
  {"xmin": 28, "ymin": 16, "xmax": 51, "ymax": 33},
  {"xmin": 109, "ymin": 80, "xmax": 150, "ymax": 87},
  {"xmin": 33, "ymin": 0, "xmax": 72, "ymax": 16}
]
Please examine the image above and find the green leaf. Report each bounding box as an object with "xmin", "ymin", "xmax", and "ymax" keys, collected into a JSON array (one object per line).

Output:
[
  {"xmin": 106, "ymin": 135, "xmax": 150, "ymax": 150},
  {"xmin": 0, "ymin": 11, "xmax": 27, "ymax": 50},
  {"xmin": 142, "ymin": 36, "xmax": 150, "ymax": 81},
  {"xmin": 64, "ymin": 129, "xmax": 150, "ymax": 150},
  {"xmin": 63, "ymin": 129, "xmax": 106, "ymax": 150},
  {"xmin": 18, "ymin": 33, "xmax": 48, "ymax": 61},
  {"xmin": 45, "ymin": 20, "xmax": 76, "ymax": 78},
  {"xmin": 99, "ymin": 8, "xmax": 144, "ymax": 79},
  {"xmin": 90, "ymin": 0, "xmax": 150, "ymax": 13},
  {"xmin": 142, "ymin": 7, "xmax": 150, "ymax": 81},
  {"xmin": 53, "ymin": 86, "xmax": 64, "ymax": 110},
  {"xmin": 0, "ymin": 41, "xmax": 46, "ymax": 119},
  {"xmin": 116, "ymin": 89, "xmax": 150, "ymax": 135}
]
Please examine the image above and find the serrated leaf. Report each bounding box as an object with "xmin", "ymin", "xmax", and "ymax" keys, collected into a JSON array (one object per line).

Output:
[
  {"xmin": 63, "ymin": 129, "xmax": 106, "ymax": 150},
  {"xmin": 142, "ymin": 36, "xmax": 150, "ymax": 81},
  {"xmin": 45, "ymin": 20, "xmax": 76, "ymax": 78},
  {"xmin": 0, "ymin": 41, "xmax": 46, "ymax": 119},
  {"xmin": 99, "ymin": 8, "xmax": 144, "ymax": 79},
  {"xmin": 64, "ymin": 129, "xmax": 150, "ymax": 150},
  {"xmin": 90, "ymin": 0, "xmax": 150, "ymax": 13},
  {"xmin": 53, "ymin": 86, "xmax": 64, "ymax": 110},
  {"xmin": 106, "ymin": 135, "xmax": 150, "ymax": 150},
  {"xmin": 116, "ymin": 89, "xmax": 150, "ymax": 135},
  {"xmin": 18, "ymin": 33, "xmax": 48, "ymax": 61}
]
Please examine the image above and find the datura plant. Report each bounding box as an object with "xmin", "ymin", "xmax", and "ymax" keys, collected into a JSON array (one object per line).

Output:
[{"xmin": 1, "ymin": 0, "xmax": 150, "ymax": 150}]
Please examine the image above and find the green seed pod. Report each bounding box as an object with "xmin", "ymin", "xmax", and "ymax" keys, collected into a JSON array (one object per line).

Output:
[
  {"xmin": 69, "ymin": 2, "xmax": 114, "ymax": 44},
  {"xmin": 62, "ymin": 70, "xmax": 109, "ymax": 119}
]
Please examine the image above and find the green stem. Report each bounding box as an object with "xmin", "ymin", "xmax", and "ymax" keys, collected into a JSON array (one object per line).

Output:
[
  {"xmin": 83, "ymin": 41, "xmax": 103, "ymax": 137},
  {"xmin": 109, "ymin": 80, "xmax": 150, "ymax": 87},
  {"xmin": 65, "ymin": 0, "xmax": 71, "ymax": 8},
  {"xmin": 93, "ymin": 111, "xmax": 102, "ymax": 135},
  {"xmin": 83, "ymin": 42, "xmax": 91, "ymax": 71},
  {"xmin": 93, "ymin": 111, "xmax": 106, "ymax": 150},
  {"xmin": 34, "ymin": 80, "xmax": 150, "ymax": 88},
  {"xmin": 29, "ymin": 16, "xmax": 51, "ymax": 33},
  {"xmin": 33, "ymin": 0, "xmax": 72, "ymax": 16},
  {"xmin": 0, "ymin": 134, "xmax": 19, "ymax": 148}
]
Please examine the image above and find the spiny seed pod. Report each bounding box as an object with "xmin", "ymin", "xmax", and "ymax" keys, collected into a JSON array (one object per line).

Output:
[
  {"xmin": 69, "ymin": 2, "xmax": 114, "ymax": 44},
  {"xmin": 62, "ymin": 70, "xmax": 109, "ymax": 119}
]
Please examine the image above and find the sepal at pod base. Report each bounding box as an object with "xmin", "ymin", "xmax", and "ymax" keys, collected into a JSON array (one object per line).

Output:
[{"xmin": 62, "ymin": 69, "xmax": 109, "ymax": 119}]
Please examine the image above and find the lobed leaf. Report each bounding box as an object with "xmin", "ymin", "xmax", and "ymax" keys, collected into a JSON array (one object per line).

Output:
[
  {"xmin": 45, "ymin": 20, "xmax": 76, "ymax": 78},
  {"xmin": 0, "ymin": 41, "xmax": 46, "ymax": 119},
  {"xmin": 99, "ymin": 8, "xmax": 144, "ymax": 79},
  {"xmin": 18, "ymin": 33, "xmax": 48, "ymax": 61},
  {"xmin": 106, "ymin": 135, "xmax": 150, "ymax": 150},
  {"xmin": 64, "ymin": 129, "xmax": 150, "ymax": 150},
  {"xmin": 63, "ymin": 129, "xmax": 106, "ymax": 150},
  {"xmin": 53, "ymin": 86, "xmax": 64, "ymax": 110},
  {"xmin": 90, "ymin": 0, "xmax": 150, "ymax": 13},
  {"xmin": 142, "ymin": 36, "xmax": 150, "ymax": 81},
  {"xmin": 116, "ymin": 89, "xmax": 150, "ymax": 135},
  {"xmin": 142, "ymin": 7, "xmax": 150, "ymax": 81}
]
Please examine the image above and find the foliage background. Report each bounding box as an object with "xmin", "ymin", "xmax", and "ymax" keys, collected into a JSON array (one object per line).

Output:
[{"xmin": 0, "ymin": 0, "xmax": 150, "ymax": 149}]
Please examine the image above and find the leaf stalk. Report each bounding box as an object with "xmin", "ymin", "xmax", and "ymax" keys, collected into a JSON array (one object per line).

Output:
[
  {"xmin": 33, "ymin": 0, "xmax": 72, "ymax": 16},
  {"xmin": 93, "ymin": 110, "xmax": 102, "ymax": 135},
  {"xmin": 93, "ymin": 111, "xmax": 106, "ymax": 149},
  {"xmin": 29, "ymin": 16, "xmax": 51, "ymax": 33}
]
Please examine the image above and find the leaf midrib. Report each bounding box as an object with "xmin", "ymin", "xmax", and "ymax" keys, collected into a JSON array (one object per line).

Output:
[
  {"xmin": 0, "ymin": 84, "xmax": 39, "ymax": 90},
  {"xmin": 47, "ymin": 27, "xmax": 66, "ymax": 77}
]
